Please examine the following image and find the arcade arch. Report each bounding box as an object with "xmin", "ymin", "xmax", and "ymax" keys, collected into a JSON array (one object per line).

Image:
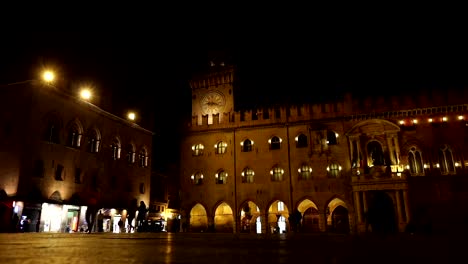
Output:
[{"xmin": 189, "ymin": 203, "xmax": 208, "ymax": 232}]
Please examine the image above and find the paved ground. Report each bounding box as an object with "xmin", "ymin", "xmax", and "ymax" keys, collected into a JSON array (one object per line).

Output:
[{"xmin": 0, "ymin": 232, "xmax": 462, "ymax": 264}]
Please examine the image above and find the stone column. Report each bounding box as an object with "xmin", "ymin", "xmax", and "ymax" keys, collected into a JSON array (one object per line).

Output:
[
  {"xmin": 319, "ymin": 211, "xmax": 327, "ymax": 232},
  {"xmin": 354, "ymin": 191, "xmax": 362, "ymax": 223},
  {"xmin": 395, "ymin": 190, "xmax": 404, "ymax": 224},
  {"xmin": 393, "ymin": 135, "xmax": 401, "ymax": 164},
  {"xmin": 362, "ymin": 191, "xmax": 368, "ymax": 214},
  {"xmin": 403, "ymin": 190, "xmax": 411, "ymax": 222},
  {"xmin": 386, "ymin": 136, "xmax": 396, "ymax": 164}
]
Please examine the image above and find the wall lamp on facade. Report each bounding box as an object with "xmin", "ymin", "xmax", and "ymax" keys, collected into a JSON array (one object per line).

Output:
[{"xmin": 42, "ymin": 70, "xmax": 55, "ymax": 83}]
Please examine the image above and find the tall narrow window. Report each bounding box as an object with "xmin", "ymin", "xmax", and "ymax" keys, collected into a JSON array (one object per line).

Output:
[
  {"xmin": 367, "ymin": 141, "xmax": 385, "ymax": 166},
  {"xmin": 327, "ymin": 162, "xmax": 341, "ymax": 178},
  {"xmin": 127, "ymin": 144, "xmax": 136, "ymax": 164},
  {"xmin": 269, "ymin": 136, "xmax": 282, "ymax": 150},
  {"xmin": 438, "ymin": 144, "xmax": 455, "ymax": 175},
  {"xmin": 408, "ymin": 147, "xmax": 424, "ymax": 176},
  {"xmin": 216, "ymin": 170, "xmax": 228, "ymax": 184},
  {"xmin": 242, "ymin": 167, "xmax": 255, "ymax": 183},
  {"xmin": 139, "ymin": 148, "xmax": 149, "ymax": 168},
  {"xmin": 296, "ymin": 133, "xmax": 308, "ymax": 148},
  {"xmin": 215, "ymin": 141, "xmax": 227, "ymax": 154},
  {"xmin": 87, "ymin": 130, "xmax": 100, "ymax": 153},
  {"xmin": 327, "ymin": 130, "xmax": 338, "ymax": 145},
  {"xmin": 270, "ymin": 165, "xmax": 284, "ymax": 181},
  {"xmin": 241, "ymin": 139, "xmax": 253, "ymax": 152},
  {"xmin": 111, "ymin": 139, "xmax": 121, "ymax": 160},
  {"xmin": 192, "ymin": 143, "xmax": 204, "ymax": 156},
  {"xmin": 67, "ymin": 124, "xmax": 81, "ymax": 148},
  {"xmin": 298, "ymin": 164, "xmax": 312, "ymax": 180},
  {"xmin": 191, "ymin": 172, "xmax": 203, "ymax": 185},
  {"xmin": 55, "ymin": 164, "xmax": 64, "ymax": 181},
  {"xmin": 277, "ymin": 201, "xmax": 285, "ymax": 211}
]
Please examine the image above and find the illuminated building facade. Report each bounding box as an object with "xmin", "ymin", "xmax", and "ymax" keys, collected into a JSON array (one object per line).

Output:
[
  {"xmin": 180, "ymin": 63, "xmax": 468, "ymax": 234},
  {"xmin": 0, "ymin": 80, "xmax": 152, "ymax": 233}
]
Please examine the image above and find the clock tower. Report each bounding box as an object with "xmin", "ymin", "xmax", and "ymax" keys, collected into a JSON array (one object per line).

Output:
[{"xmin": 190, "ymin": 59, "xmax": 235, "ymax": 125}]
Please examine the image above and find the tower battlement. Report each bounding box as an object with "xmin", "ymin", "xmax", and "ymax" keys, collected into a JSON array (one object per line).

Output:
[
  {"xmin": 189, "ymin": 88, "xmax": 468, "ymax": 130},
  {"xmin": 189, "ymin": 65, "xmax": 235, "ymax": 90}
]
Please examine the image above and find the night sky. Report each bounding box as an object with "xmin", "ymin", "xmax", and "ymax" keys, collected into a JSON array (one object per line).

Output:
[{"xmin": 1, "ymin": 29, "xmax": 467, "ymax": 170}]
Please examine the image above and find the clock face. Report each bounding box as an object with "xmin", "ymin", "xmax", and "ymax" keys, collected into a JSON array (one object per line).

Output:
[{"xmin": 200, "ymin": 91, "xmax": 226, "ymax": 114}]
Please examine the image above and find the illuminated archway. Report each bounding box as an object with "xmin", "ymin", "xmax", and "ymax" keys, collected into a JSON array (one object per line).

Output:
[
  {"xmin": 214, "ymin": 202, "xmax": 234, "ymax": 233},
  {"xmin": 297, "ymin": 199, "xmax": 320, "ymax": 232},
  {"xmin": 190, "ymin": 203, "xmax": 208, "ymax": 232},
  {"xmin": 267, "ymin": 200, "xmax": 289, "ymax": 233},
  {"xmin": 326, "ymin": 197, "xmax": 350, "ymax": 233},
  {"xmin": 239, "ymin": 201, "xmax": 261, "ymax": 233}
]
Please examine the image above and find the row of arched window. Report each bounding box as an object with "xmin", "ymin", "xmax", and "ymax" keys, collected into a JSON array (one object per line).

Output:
[
  {"xmin": 44, "ymin": 114, "xmax": 149, "ymax": 168},
  {"xmin": 190, "ymin": 162, "xmax": 343, "ymax": 185},
  {"xmin": 407, "ymin": 144, "xmax": 458, "ymax": 176},
  {"xmin": 192, "ymin": 132, "xmax": 339, "ymax": 156}
]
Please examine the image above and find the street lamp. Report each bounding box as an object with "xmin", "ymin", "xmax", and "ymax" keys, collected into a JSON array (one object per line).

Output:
[
  {"xmin": 80, "ymin": 88, "xmax": 92, "ymax": 101},
  {"xmin": 127, "ymin": 111, "xmax": 136, "ymax": 121},
  {"xmin": 42, "ymin": 70, "xmax": 55, "ymax": 83}
]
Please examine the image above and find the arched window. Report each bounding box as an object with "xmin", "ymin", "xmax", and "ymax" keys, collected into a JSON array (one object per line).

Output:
[
  {"xmin": 241, "ymin": 139, "xmax": 253, "ymax": 152},
  {"xmin": 296, "ymin": 133, "xmax": 308, "ymax": 148},
  {"xmin": 215, "ymin": 141, "xmax": 227, "ymax": 154},
  {"xmin": 327, "ymin": 162, "xmax": 341, "ymax": 178},
  {"xmin": 192, "ymin": 143, "xmax": 204, "ymax": 156},
  {"xmin": 241, "ymin": 167, "xmax": 255, "ymax": 183},
  {"xmin": 438, "ymin": 144, "xmax": 455, "ymax": 175},
  {"xmin": 408, "ymin": 146, "xmax": 424, "ymax": 176},
  {"xmin": 367, "ymin": 141, "xmax": 385, "ymax": 166},
  {"xmin": 55, "ymin": 164, "xmax": 64, "ymax": 181},
  {"xmin": 298, "ymin": 163, "xmax": 312, "ymax": 180},
  {"xmin": 327, "ymin": 130, "xmax": 338, "ymax": 145},
  {"xmin": 111, "ymin": 138, "xmax": 121, "ymax": 160},
  {"xmin": 191, "ymin": 172, "xmax": 204, "ymax": 185},
  {"xmin": 67, "ymin": 123, "xmax": 81, "ymax": 148},
  {"xmin": 270, "ymin": 165, "xmax": 284, "ymax": 181},
  {"xmin": 139, "ymin": 148, "xmax": 149, "ymax": 168},
  {"xmin": 269, "ymin": 136, "xmax": 282, "ymax": 150},
  {"xmin": 216, "ymin": 169, "xmax": 228, "ymax": 184},
  {"xmin": 126, "ymin": 144, "xmax": 136, "ymax": 164},
  {"xmin": 44, "ymin": 118, "xmax": 61, "ymax": 144},
  {"xmin": 86, "ymin": 129, "xmax": 100, "ymax": 153}
]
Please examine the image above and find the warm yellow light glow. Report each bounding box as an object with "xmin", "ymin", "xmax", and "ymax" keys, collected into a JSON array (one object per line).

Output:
[
  {"xmin": 399, "ymin": 120, "xmax": 404, "ymax": 125},
  {"xmin": 127, "ymin": 112, "xmax": 136, "ymax": 121},
  {"xmin": 442, "ymin": 116, "xmax": 447, "ymax": 122},
  {"xmin": 458, "ymin": 115, "xmax": 464, "ymax": 120},
  {"xmin": 80, "ymin": 89, "xmax": 92, "ymax": 100},
  {"xmin": 43, "ymin": 70, "xmax": 55, "ymax": 82},
  {"xmin": 413, "ymin": 119, "xmax": 418, "ymax": 124},
  {"xmin": 428, "ymin": 118, "xmax": 433, "ymax": 122}
]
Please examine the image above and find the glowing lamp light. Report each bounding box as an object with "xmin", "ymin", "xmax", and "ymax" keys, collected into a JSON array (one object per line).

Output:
[
  {"xmin": 80, "ymin": 89, "xmax": 92, "ymax": 100},
  {"xmin": 442, "ymin": 116, "xmax": 447, "ymax": 122},
  {"xmin": 42, "ymin": 70, "xmax": 55, "ymax": 82},
  {"xmin": 428, "ymin": 118, "xmax": 433, "ymax": 123},
  {"xmin": 458, "ymin": 115, "xmax": 464, "ymax": 120},
  {"xmin": 127, "ymin": 112, "xmax": 136, "ymax": 121},
  {"xmin": 412, "ymin": 119, "xmax": 418, "ymax": 124},
  {"xmin": 399, "ymin": 120, "xmax": 404, "ymax": 125}
]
